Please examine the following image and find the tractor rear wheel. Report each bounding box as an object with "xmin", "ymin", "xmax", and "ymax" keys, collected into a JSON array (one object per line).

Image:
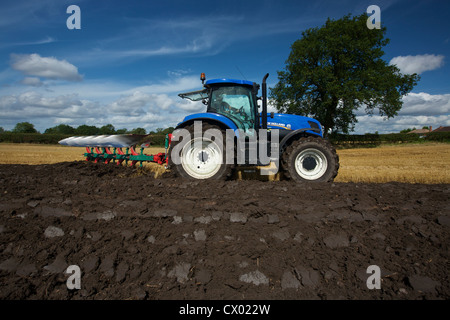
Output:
[
  {"xmin": 168, "ymin": 123, "xmax": 234, "ymax": 180},
  {"xmin": 281, "ymin": 136, "xmax": 339, "ymax": 182}
]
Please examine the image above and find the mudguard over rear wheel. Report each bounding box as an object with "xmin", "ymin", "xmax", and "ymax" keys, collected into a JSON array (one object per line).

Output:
[{"xmin": 281, "ymin": 136, "xmax": 339, "ymax": 182}]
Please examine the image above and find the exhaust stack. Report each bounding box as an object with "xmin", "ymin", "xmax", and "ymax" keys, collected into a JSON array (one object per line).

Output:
[{"xmin": 261, "ymin": 73, "xmax": 269, "ymax": 130}]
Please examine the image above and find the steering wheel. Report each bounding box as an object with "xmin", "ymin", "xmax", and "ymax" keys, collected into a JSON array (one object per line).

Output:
[
  {"xmin": 238, "ymin": 106, "xmax": 249, "ymax": 120},
  {"xmin": 219, "ymin": 103, "xmax": 249, "ymax": 122},
  {"xmin": 219, "ymin": 101, "xmax": 231, "ymax": 113}
]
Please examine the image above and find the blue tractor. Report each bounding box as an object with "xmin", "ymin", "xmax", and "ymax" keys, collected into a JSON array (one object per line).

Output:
[{"xmin": 169, "ymin": 73, "xmax": 339, "ymax": 182}]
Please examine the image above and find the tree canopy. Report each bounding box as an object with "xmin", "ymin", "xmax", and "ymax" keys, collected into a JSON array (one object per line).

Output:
[
  {"xmin": 12, "ymin": 122, "xmax": 37, "ymax": 133},
  {"xmin": 128, "ymin": 127, "xmax": 147, "ymax": 135},
  {"xmin": 74, "ymin": 125, "xmax": 101, "ymax": 135},
  {"xmin": 99, "ymin": 124, "xmax": 116, "ymax": 135},
  {"xmin": 270, "ymin": 13, "xmax": 419, "ymax": 136},
  {"xmin": 44, "ymin": 124, "xmax": 76, "ymax": 134}
]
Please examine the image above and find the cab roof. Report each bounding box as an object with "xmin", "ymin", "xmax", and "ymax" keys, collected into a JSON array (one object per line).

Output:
[{"xmin": 205, "ymin": 78, "xmax": 254, "ymax": 87}]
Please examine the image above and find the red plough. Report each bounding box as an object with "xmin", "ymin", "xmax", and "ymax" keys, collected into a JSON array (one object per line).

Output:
[{"xmin": 59, "ymin": 134, "xmax": 172, "ymax": 167}]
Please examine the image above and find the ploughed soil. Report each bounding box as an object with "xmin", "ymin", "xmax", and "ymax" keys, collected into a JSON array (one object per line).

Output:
[{"xmin": 0, "ymin": 161, "xmax": 448, "ymax": 300}]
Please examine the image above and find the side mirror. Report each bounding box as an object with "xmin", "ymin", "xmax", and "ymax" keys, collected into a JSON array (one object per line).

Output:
[{"xmin": 270, "ymin": 112, "xmax": 274, "ymax": 118}]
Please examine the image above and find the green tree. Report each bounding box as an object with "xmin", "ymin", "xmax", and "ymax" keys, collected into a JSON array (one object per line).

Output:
[
  {"xmin": 99, "ymin": 124, "xmax": 116, "ymax": 134},
  {"xmin": 115, "ymin": 128, "xmax": 127, "ymax": 134},
  {"xmin": 129, "ymin": 127, "xmax": 147, "ymax": 135},
  {"xmin": 400, "ymin": 127, "xmax": 415, "ymax": 133},
  {"xmin": 270, "ymin": 13, "xmax": 419, "ymax": 136},
  {"xmin": 12, "ymin": 122, "xmax": 37, "ymax": 133},
  {"xmin": 161, "ymin": 127, "xmax": 175, "ymax": 134},
  {"xmin": 44, "ymin": 124, "xmax": 75, "ymax": 134},
  {"xmin": 75, "ymin": 125, "xmax": 100, "ymax": 135}
]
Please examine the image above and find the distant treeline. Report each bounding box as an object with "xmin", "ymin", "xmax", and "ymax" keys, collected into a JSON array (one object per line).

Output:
[
  {"xmin": 1, "ymin": 131, "xmax": 449, "ymax": 147},
  {"xmin": 0, "ymin": 122, "xmax": 174, "ymax": 146},
  {"xmin": 1, "ymin": 122, "xmax": 448, "ymax": 147},
  {"xmin": 329, "ymin": 132, "xmax": 450, "ymax": 147},
  {"xmin": 0, "ymin": 122, "xmax": 174, "ymax": 136}
]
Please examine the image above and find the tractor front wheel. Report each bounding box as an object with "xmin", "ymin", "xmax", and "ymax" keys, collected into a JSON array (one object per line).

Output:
[{"xmin": 281, "ymin": 136, "xmax": 339, "ymax": 182}]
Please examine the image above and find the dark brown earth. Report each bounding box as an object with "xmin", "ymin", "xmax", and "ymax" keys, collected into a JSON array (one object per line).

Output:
[{"xmin": 0, "ymin": 161, "xmax": 448, "ymax": 300}]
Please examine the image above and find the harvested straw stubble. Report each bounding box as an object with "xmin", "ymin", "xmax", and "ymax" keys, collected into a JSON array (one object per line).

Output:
[{"xmin": 0, "ymin": 142, "xmax": 448, "ymax": 183}]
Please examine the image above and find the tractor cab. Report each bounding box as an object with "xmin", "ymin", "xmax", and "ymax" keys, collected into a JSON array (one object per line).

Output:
[{"xmin": 178, "ymin": 78, "xmax": 259, "ymax": 133}]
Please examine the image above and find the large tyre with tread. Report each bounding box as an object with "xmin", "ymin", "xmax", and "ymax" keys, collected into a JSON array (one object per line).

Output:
[
  {"xmin": 281, "ymin": 136, "xmax": 339, "ymax": 182},
  {"xmin": 168, "ymin": 124, "xmax": 234, "ymax": 180}
]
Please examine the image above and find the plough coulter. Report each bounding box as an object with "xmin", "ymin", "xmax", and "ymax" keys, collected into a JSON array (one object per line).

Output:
[{"xmin": 59, "ymin": 133, "xmax": 172, "ymax": 167}]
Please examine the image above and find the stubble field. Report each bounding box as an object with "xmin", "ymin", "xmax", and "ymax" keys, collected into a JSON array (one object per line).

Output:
[{"xmin": 0, "ymin": 142, "xmax": 449, "ymax": 183}]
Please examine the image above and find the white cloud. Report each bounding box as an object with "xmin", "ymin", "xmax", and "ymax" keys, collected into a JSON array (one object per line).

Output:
[
  {"xmin": 0, "ymin": 36, "xmax": 57, "ymax": 50},
  {"xmin": 0, "ymin": 75, "xmax": 205, "ymax": 132},
  {"xmin": 0, "ymin": 91, "xmax": 86, "ymax": 127},
  {"xmin": 108, "ymin": 90, "xmax": 204, "ymax": 116},
  {"xmin": 122, "ymin": 76, "xmax": 201, "ymax": 95},
  {"xmin": 355, "ymin": 114, "xmax": 450, "ymax": 134},
  {"xmin": 400, "ymin": 92, "xmax": 450, "ymax": 115},
  {"xmin": 20, "ymin": 77, "xmax": 43, "ymax": 87},
  {"xmin": 11, "ymin": 53, "xmax": 83, "ymax": 81},
  {"xmin": 109, "ymin": 91, "xmax": 152, "ymax": 116},
  {"xmin": 354, "ymin": 92, "xmax": 450, "ymax": 134},
  {"xmin": 175, "ymin": 99, "xmax": 204, "ymax": 113},
  {"xmin": 389, "ymin": 54, "xmax": 445, "ymax": 74}
]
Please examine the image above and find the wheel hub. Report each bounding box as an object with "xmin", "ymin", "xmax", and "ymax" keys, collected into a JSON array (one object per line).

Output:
[
  {"xmin": 198, "ymin": 150, "xmax": 209, "ymax": 163},
  {"xmin": 295, "ymin": 148, "xmax": 328, "ymax": 180},
  {"xmin": 302, "ymin": 156, "xmax": 317, "ymax": 171},
  {"xmin": 181, "ymin": 138, "xmax": 223, "ymax": 179}
]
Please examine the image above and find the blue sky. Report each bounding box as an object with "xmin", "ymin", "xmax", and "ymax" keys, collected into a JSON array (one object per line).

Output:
[{"xmin": 1, "ymin": 0, "xmax": 449, "ymax": 134}]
